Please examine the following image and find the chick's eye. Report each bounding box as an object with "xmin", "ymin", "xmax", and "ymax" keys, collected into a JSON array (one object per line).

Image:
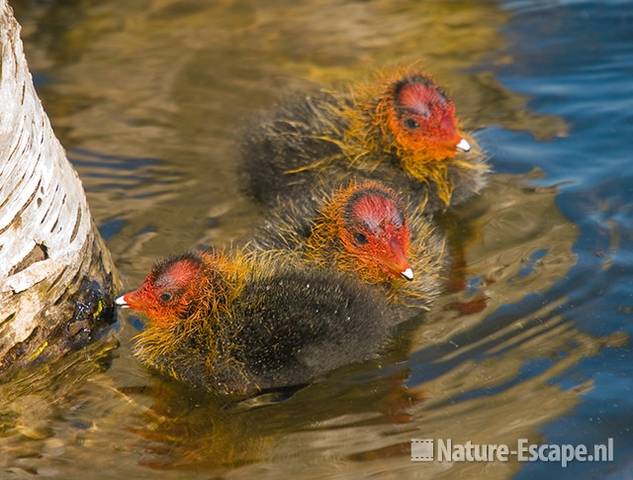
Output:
[
  {"xmin": 354, "ymin": 232, "xmax": 368, "ymax": 245},
  {"xmin": 159, "ymin": 292, "xmax": 173, "ymax": 303},
  {"xmin": 404, "ymin": 117, "xmax": 420, "ymax": 130}
]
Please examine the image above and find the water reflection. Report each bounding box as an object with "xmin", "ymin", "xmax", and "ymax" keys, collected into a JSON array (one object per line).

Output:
[
  {"xmin": 3, "ymin": 0, "xmax": 628, "ymax": 478},
  {"xmin": 0, "ymin": 174, "xmax": 598, "ymax": 479}
]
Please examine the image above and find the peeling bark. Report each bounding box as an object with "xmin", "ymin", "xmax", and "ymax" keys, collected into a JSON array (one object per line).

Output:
[{"xmin": 0, "ymin": 0, "xmax": 118, "ymax": 374}]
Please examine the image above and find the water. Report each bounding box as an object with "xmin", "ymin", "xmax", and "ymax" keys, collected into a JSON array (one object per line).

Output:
[{"xmin": 3, "ymin": 0, "xmax": 632, "ymax": 478}]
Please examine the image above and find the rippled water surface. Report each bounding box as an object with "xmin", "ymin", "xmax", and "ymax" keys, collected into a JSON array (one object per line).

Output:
[{"xmin": 3, "ymin": 0, "xmax": 632, "ymax": 478}]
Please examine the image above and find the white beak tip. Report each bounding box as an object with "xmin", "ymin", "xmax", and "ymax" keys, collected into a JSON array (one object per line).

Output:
[
  {"xmin": 401, "ymin": 268, "xmax": 414, "ymax": 281},
  {"xmin": 115, "ymin": 295, "xmax": 129, "ymax": 308},
  {"xmin": 456, "ymin": 138, "xmax": 471, "ymax": 152}
]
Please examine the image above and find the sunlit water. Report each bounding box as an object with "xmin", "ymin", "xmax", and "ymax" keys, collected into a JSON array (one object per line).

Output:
[{"xmin": 2, "ymin": 0, "xmax": 632, "ymax": 478}]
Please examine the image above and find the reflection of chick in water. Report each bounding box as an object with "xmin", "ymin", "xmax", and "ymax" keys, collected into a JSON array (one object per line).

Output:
[
  {"xmin": 125, "ymin": 321, "xmax": 429, "ymax": 471},
  {"xmin": 431, "ymin": 174, "xmax": 582, "ymax": 321},
  {"xmin": 437, "ymin": 210, "xmax": 489, "ymax": 316},
  {"xmin": 126, "ymin": 379, "xmax": 271, "ymax": 469}
]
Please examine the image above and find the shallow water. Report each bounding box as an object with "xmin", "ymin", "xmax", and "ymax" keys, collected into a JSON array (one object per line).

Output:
[{"xmin": 3, "ymin": 0, "xmax": 632, "ymax": 478}]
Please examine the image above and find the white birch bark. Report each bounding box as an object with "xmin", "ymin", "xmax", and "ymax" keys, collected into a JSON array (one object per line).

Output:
[{"xmin": 0, "ymin": 0, "xmax": 117, "ymax": 371}]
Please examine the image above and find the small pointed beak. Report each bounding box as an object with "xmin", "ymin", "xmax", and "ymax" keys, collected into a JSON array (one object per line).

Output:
[
  {"xmin": 115, "ymin": 294, "xmax": 130, "ymax": 309},
  {"xmin": 401, "ymin": 267, "xmax": 414, "ymax": 281},
  {"xmin": 386, "ymin": 238, "xmax": 413, "ymax": 282},
  {"xmin": 456, "ymin": 138, "xmax": 471, "ymax": 152}
]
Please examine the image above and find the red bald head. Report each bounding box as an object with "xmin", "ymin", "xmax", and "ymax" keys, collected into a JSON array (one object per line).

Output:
[
  {"xmin": 115, "ymin": 253, "xmax": 204, "ymax": 327},
  {"xmin": 383, "ymin": 74, "xmax": 470, "ymax": 162},
  {"xmin": 337, "ymin": 183, "xmax": 413, "ymax": 282}
]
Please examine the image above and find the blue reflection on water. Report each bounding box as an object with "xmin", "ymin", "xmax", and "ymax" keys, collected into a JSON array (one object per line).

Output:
[{"xmin": 494, "ymin": 1, "xmax": 633, "ymax": 477}]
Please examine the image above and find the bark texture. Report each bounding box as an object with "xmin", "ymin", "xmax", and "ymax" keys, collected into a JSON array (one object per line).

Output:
[{"xmin": 0, "ymin": 0, "xmax": 118, "ymax": 374}]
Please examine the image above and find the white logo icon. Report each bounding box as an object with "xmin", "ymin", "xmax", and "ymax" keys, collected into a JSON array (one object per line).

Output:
[{"xmin": 411, "ymin": 439, "xmax": 434, "ymax": 462}]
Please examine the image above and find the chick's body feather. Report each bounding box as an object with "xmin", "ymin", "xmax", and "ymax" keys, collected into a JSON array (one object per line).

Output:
[
  {"xmin": 241, "ymin": 71, "xmax": 489, "ymax": 212},
  {"xmin": 248, "ymin": 182, "xmax": 447, "ymax": 313},
  {"xmin": 133, "ymin": 252, "xmax": 392, "ymax": 397}
]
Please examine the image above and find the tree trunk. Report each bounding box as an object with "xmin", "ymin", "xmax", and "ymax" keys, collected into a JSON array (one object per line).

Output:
[{"xmin": 0, "ymin": 0, "xmax": 118, "ymax": 375}]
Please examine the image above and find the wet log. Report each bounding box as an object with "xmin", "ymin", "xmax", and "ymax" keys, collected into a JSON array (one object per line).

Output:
[{"xmin": 0, "ymin": 0, "xmax": 118, "ymax": 375}]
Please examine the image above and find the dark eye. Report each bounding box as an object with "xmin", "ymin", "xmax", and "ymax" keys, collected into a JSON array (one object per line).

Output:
[
  {"xmin": 159, "ymin": 292, "xmax": 173, "ymax": 303},
  {"xmin": 354, "ymin": 232, "xmax": 368, "ymax": 245},
  {"xmin": 404, "ymin": 117, "xmax": 420, "ymax": 130}
]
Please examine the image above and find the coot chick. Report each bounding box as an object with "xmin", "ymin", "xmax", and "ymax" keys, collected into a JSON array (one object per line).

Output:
[
  {"xmin": 116, "ymin": 250, "xmax": 392, "ymax": 396},
  {"xmin": 242, "ymin": 67, "xmax": 488, "ymax": 212},
  {"xmin": 248, "ymin": 180, "xmax": 446, "ymax": 311}
]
